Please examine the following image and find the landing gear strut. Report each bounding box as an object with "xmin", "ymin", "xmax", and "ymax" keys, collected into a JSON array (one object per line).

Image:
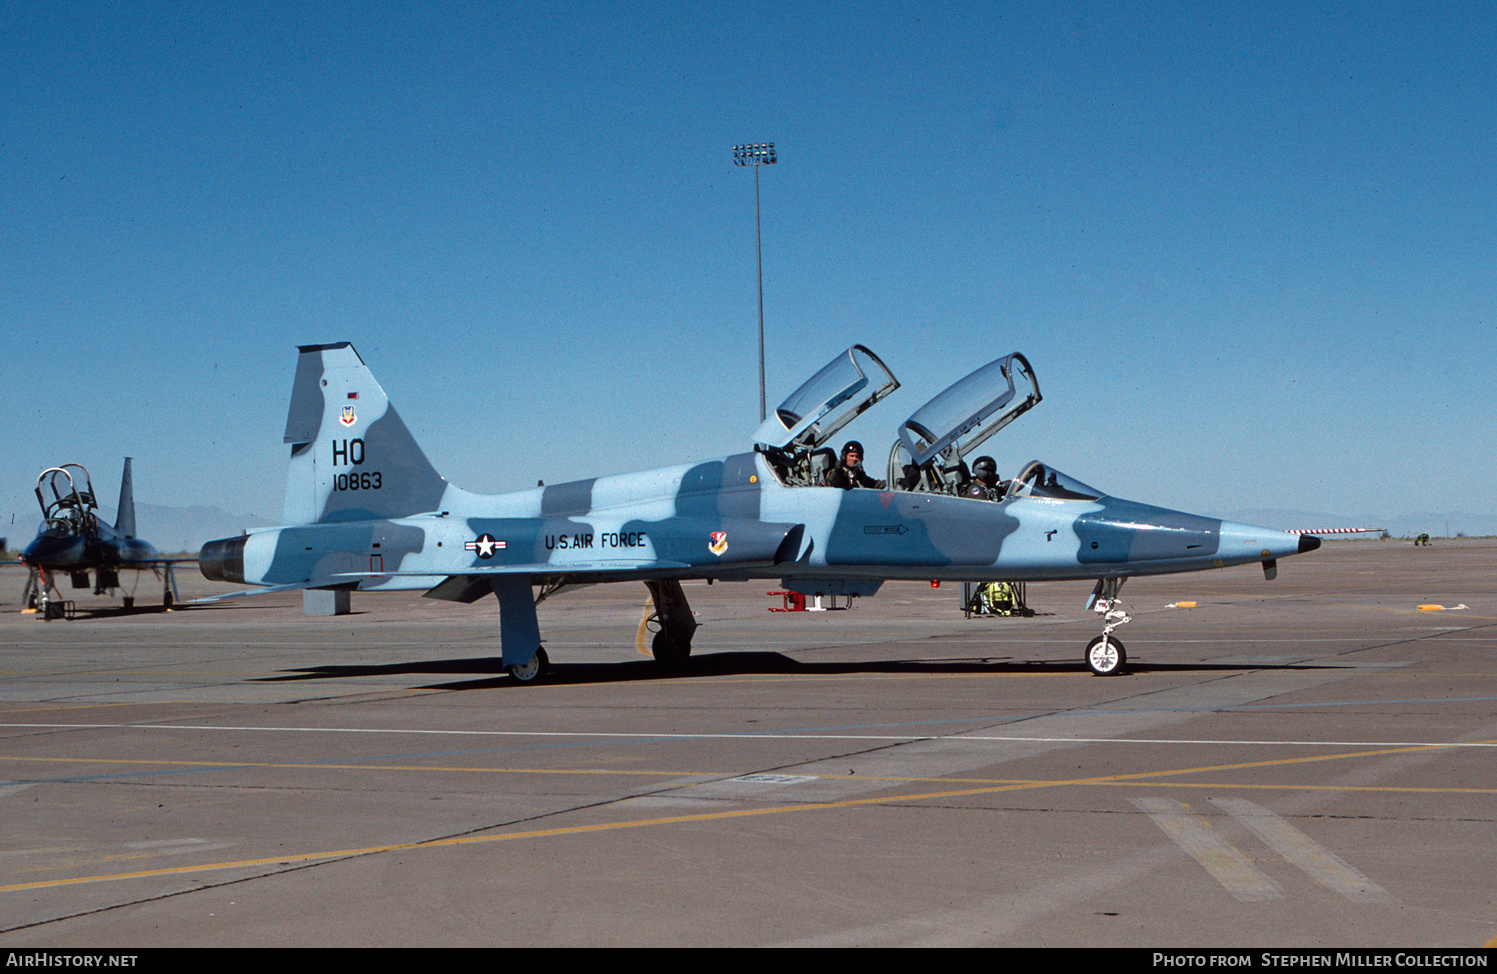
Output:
[
  {"xmin": 491, "ymin": 576, "xmax": 549, "ymax": 685},
  {"xmin": 644, "ymin": 579, "xmax": 697, "ymax": 666},
  {"xmin": 1085, "ymin": 577, "xmax": 1131, "ymax": 676},
  {"xmin": 161, "ymin": 564, "xmax": 180, "ymax": 609}
]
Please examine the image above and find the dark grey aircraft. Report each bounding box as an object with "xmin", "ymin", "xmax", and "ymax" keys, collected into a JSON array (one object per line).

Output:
[
  {"xmin": 20, "ymin": 460, "xmax": 183, "ymax": 618},
  {"xmin": 199, "ymin": 343, "xmax": 1319, "ymax": 679}
]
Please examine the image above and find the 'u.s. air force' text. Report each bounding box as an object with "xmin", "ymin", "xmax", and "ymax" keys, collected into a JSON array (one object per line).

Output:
[{"xmin": 545, "ymin": 532, "xmax": 648, "ymax": 550}]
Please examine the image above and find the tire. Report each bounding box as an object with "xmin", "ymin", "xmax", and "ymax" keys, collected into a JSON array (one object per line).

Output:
[
  {"xmin": 1086, "ymin": 635, "xmax": 1126, "ymax": 676},
  {"xmin": 507, "ymin": 647, "xmax": 550, "ymax": 684},
  {"xmin": 652, "ymin": 629, "xmax": 691, "ymax": 665}
]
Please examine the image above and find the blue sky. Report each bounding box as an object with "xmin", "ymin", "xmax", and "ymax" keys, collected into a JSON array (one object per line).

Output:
[{"xmin": 4, "ymin": 1, "xmax": 1493, "ymax": 532}]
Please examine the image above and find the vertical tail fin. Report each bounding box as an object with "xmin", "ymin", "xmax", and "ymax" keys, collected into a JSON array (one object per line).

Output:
[
  {"xmin": 115, "ymin": 457, "xmax": 137, "ymax": 538},
  {"xmin": 282, "ymin": 343, "xmax": 449, "ymax": 525}
]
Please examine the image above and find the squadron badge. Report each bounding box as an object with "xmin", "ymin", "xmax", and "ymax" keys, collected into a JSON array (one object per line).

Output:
[
  {"xmin": 709, "ymin": 531, "xmax": 728, "ymax": 556},
  {"xmin": 339, "ymin": 405, "xmax": 357, "ymax": 426}
]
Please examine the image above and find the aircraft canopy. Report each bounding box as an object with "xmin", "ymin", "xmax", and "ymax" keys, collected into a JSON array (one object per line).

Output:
[
  {"xmin": 1005, "ymin": 461, "xmax": 1104, "ymax": 501},
  {"xmin": 752, "ymin": 345, "xmax": 899, "ymax": 452},
  {"xmin": 896, "ymin": 353, "xmax": 1040, "ymax": 467}
]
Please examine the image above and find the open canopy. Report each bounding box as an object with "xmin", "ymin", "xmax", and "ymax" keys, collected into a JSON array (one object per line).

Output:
[
  {"xmin": 751, "ymin": 345, "xmax": 899, "ymax": 453},
  {"xmin": 896, "ymin": 352, "xmax": 1041, "ymax": 468}
]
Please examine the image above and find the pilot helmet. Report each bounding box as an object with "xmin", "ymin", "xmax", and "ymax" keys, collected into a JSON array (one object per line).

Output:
[
  {"xmin": 973, "ymin": 456, "xmax": 998, "ymax": 479},
  {"xmin": 841, "ymin": 441, "xmax": 865, "ymax": 463}
]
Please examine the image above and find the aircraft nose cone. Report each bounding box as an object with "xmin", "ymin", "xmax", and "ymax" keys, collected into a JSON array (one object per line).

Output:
[
  {"xmin": 22, "ymin": 534, "xmax": 85, "ymax": 566},
  {"xmin": 1216, "ymin": 521, "xmax": 1310, "ymax": 561}
]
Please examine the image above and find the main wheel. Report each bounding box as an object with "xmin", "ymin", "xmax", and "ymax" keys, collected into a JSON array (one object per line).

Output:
[
  {"xmin": 507, "ymin": 647, "xmax": 550, "ymax": 684},
  {"xmin": 1085, "ymin": 635, "xmax": 1126, "ymax": 676},
  {"xmin": 652, "ymin": 629, "xmax": 691, "ymax": 665}
]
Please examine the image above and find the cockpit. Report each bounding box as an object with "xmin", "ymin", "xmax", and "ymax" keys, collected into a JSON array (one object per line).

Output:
[
  {"xmin": 754, "ymin": 346, "xmax": 1100, "ymax": 502},
  {"xmin": 753, "ymin": 345, "xmax": 899, "ymax": 488},
  {"xmin": 1004, "ymin": 461, "xmax": 1103, "ymax": 501},
  {"xmin": 34, "ymin": 464, "xmax": 100, "ymax": 534}
]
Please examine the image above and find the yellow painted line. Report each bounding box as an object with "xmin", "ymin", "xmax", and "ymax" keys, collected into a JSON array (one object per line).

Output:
[
  {"xmin": 0, "ymin": 773, "xmax": 1224, "ymax": 893},
  {"xmin": 1056, "ymin": 741, "xmax": 1497, "ymax": 785},
  {"xmin": 6, "ymin": 741, "xmax": 1495, "ymax": 894},
  {"xmin": 1116, "ymin": 780, "xmax": 1497, "ymax": 796},
  {"xmin": 1, "ymin": 752, "xmax": 1494, "ymax": 797},
  {"xmin": 4, "ymin": 736, "xmax": 1494, "ymax": 787}
]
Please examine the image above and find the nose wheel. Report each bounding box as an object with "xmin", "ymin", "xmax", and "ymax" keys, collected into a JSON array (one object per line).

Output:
[
  {"xmin": 1086, "ymin": 634, "xmax": 1126, "ymax": 676},
  {"xmin": 1085, "ymin": 577, "xmax": 1131, "ymax": 676}
]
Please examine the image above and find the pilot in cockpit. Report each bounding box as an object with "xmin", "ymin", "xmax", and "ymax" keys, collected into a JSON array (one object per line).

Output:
[
  {"xmin": 963, "ymin": 455, "xmax": 1004, "ymax": 501},
  {"xmin": 826, "ymin": 441, "xmax": 886, "ymax": 490}
]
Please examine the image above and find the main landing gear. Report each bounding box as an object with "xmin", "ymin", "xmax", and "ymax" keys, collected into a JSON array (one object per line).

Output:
[
  {"xmin": 645, "ymin": 579, "xmax": 698, "ymax": 666},
  {"xmin": 1085, "ymin": 577, "xmax": 1131, "ymax": 676},
  {"xmin": 494, "ymin": 577, "xmax": 699, "ymax": 685},
  {"xmin": 507, "ymin": 647, "xmax": 550, "ymax": 684},
  {"xmin": 491, "ymin": 576, "xmax": 552, "ymax": 685}
]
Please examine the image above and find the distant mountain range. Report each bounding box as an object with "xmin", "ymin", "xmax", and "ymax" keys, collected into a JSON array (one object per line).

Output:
[
  {"xmin": 1216, "ymin": 509, "xmax": 1497, "ymax": 540},
  {"xmin": 3, "ymin": 501, "xmax": 1490, "ymax": 559},
  {"xmin": 2, "ymin": 504, "xmax": 276, "ymax": 557}
]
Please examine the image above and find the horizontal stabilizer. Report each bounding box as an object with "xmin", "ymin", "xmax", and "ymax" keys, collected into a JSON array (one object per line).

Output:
[{"xmin": 188, "ymin": 581, "xmax": 325, "ymax": 604}]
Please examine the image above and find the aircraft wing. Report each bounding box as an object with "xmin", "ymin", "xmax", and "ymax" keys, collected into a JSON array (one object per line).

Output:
[
  {"xmin": 190, "ymin": 560, "xmax": 698, "ymax": 606},
  {"xmin": 189, "ymin": 582, "xmax": 329, "ymax": 603},
  {"xmin": 346, "ymin": 561, "xmax": 699, "ymax": 603}
]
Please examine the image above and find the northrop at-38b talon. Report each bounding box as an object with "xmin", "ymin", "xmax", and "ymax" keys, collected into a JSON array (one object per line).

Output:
[
  {"xmin": 199, "ymin": 343, "xmax": 1320, "ymax": 680},
  {"xmin": 20, "ymin": 460, "xmax": 185, "ymax": 618}
]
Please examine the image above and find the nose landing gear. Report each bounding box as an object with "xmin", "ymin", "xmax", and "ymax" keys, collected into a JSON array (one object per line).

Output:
[{"xmin": 1085, "ymin": 577, "xmax": 1131, "ymax": 676}]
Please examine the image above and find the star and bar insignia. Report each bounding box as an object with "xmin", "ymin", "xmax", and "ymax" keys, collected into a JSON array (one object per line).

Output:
[{"xmin": 465, "ymin": 534, "xmax": 506, "ymax": 558}]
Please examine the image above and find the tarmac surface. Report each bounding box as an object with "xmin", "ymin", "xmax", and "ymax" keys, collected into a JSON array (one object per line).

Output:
[{"xmin": 0, "ymin": 540, "xmax": 1494, "ymax": 947}]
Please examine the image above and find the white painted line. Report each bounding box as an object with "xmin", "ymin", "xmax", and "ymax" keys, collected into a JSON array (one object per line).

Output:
[
  {"xmin": 1211, "ymin": 798, "xmax": 1395, "ymax": 903},
  {"xmin": 1, "ymin": 722, "xmax": 1494, "ymax": 751},
  {"xmin": 1133, "ymin": 797, "xmax": 1280, "ymax": 901}
]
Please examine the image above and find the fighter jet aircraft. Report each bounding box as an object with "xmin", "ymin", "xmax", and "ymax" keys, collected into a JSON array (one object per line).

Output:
[
  {"xmin": 20, "ymin": 459, "xmax": 184, "ymax": 617},
  {"xmin": 199, "ymin": 343, "xmax": 1319, "ymax": 679}
]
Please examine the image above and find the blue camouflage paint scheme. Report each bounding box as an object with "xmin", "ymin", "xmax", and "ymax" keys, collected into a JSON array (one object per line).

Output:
[{"xmin": 199, "ymin": 343, "xmax": 1319, "ymax": 673}]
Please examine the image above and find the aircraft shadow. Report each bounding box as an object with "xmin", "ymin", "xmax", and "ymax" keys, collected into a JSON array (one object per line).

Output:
[
  {"xmin": 257, "ymin": 652, "xmax": 1339, "ymax": 691},
  {"xmin": 35, "ymin": 602, "xmax": 177, "ymax": 619}
]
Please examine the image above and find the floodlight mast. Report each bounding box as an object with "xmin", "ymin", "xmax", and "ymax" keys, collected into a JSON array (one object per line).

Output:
[{"xmin": 733, "ymin": 142, "xmax": 776, "ymax": 422}]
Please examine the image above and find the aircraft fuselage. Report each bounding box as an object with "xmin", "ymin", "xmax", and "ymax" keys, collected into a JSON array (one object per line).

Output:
[{"xmin": 203, "ymin": 450, "xmax": 1310, "ymax": 592}]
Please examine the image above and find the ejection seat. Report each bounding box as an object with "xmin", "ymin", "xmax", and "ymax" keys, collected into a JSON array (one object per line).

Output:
[
  {"xmin": 752, "ymin": 345, "xmax": 900, "ymax": 487},
  {"xmin": 886, "ymin": 352, "xmax": 1041, "ymax": 496}
]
